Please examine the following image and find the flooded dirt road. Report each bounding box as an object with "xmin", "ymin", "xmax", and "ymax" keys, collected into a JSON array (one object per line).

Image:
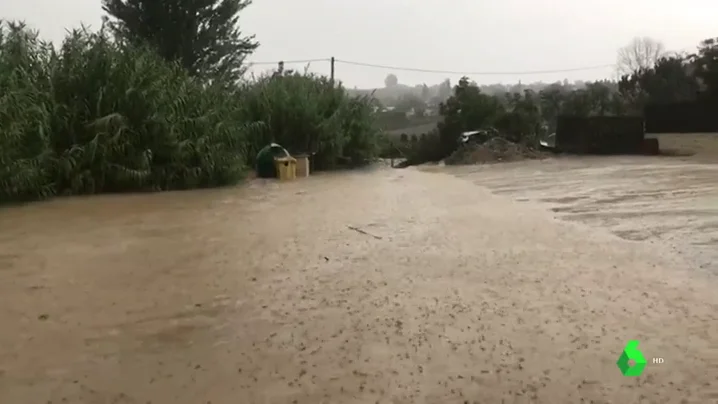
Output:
[
  {"xmin": 1, "ymin": 164, "xmax": 716, "ymax": 404},
  {"xmin": 442, "ymin": 156, "xmax": 718, "ymax": 275}
]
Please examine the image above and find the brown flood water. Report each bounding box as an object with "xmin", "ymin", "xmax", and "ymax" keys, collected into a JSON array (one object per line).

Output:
[{"xmin": 0, "ymin": 163, "xmax": 716, "ymax": 404}]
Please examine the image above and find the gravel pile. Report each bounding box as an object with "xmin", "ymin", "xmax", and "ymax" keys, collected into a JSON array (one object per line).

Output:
[{"xmin": 445, "ymin": 137, "xmax": 545, "ymax": 165}]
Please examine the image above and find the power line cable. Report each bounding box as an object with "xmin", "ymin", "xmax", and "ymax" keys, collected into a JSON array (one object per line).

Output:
[
  {"xmin": 334, "ymin": 59, "xmax": 615, "ymax": 75},
  {"xmin": 247, "ymin": 58, "xmax": 330, "ymax": 65},
  {"xmin": 245, "ymin": 57, "xmax": 617, "ymax": 76}
]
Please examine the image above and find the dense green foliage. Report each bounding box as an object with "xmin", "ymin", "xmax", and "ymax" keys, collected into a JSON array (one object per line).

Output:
[
  {"xmin": 0, "ymin": 22, "xmax": 380, "ymax": 203},
  {"xmin": 102, "ymin": 0, "xmax": 258, "ymax": 82},
  {"xmin": 617, "ymin": 37, "xmax": 718, "ymax": 106},
  {"xmin": 689, "ymin": 38, "xmax": 718, "ymax": 100},
  {"xmin": 0, "ymin": 23, "xmax": 55, "ymax": 201},
  {"xmin": 1, "ymin": 23, "xmax": 255, "ymax": 202},
  {"xmin": 239, "ymin": 71, "xmax": 379, "ymax": 169}
]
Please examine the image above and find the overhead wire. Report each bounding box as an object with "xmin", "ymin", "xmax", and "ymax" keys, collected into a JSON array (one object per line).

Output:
[
  {"xmin": 333, "ymin": 59, "xmax": 615, "ymax": 75},
  {"xmin": 247, "ymin": 58, "xmax": 330, "ymax": 65},
  {"xmin": 245, "ymin": 57, "xmax": 616, "ymax": 75}
]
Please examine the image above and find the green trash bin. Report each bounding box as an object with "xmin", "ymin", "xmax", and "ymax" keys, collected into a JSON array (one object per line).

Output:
[{"xmin": 255, "ymin": 143, "xmax": 290, "ymax": 178}]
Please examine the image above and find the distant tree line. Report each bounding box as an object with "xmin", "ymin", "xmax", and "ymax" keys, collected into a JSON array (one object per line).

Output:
[{"xmin": 382, "ymin": 36, "xmax": 718, "ymax": 164}]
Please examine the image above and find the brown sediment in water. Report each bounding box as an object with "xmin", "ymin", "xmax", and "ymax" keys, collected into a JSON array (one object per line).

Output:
[{"xmin": 0, "ymin": 163, "xmax": 715, "ymax": 403}]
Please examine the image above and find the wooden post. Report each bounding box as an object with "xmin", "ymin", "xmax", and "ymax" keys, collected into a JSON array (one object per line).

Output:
[{"xmin": 330, "ymin": 57, "xmax": 335, "ymax": 85}]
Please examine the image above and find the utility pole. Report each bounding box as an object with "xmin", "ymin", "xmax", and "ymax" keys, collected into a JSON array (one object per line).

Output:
[{"xmin": 330, "ymin": 57, "xmax": 335, "ymax": 85}]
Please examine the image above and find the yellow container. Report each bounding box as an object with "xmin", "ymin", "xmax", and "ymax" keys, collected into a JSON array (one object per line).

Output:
[
  {"xmin": 274, "ymin": 157, "xmax": 297, "ymax": 180},
  {"xmin": 295, "ymin": 154, "xmax": 310, "ymax": 177}
]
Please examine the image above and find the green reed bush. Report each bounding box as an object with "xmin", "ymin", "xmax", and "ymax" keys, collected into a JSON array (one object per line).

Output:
[
  {"xmin": 0, "ymin": 22, "xmax": 55, "ymax": 201},
  {"xmin": 238, "ymin": 72, "xmax": 380, "ymax": 170},
  {"xmin": 47, "ymin": 27, "xmax": 262, "ymax": 194},
  {"xmin": 1, "ymin": 22, "xmax": 379, "ymax": 204}
]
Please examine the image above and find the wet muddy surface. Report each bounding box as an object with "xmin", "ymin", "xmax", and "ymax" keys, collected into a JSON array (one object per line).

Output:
[
  {"xmin": 442, "ymin": 155, "xmax": 718, "ymax": 275},
  {"xmin": 1, "ymin": 163, "xmax": 716, "ymax": 403}
]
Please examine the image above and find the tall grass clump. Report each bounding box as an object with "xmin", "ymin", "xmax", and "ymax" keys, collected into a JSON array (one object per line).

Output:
[
  {"xmin": 1, "ymin": 22, "xmax": 381, "ymax": 204},
  {"xmin": 48, "ymin": 27, "xmax": 262, "ymax": 194},
  {"xmin": 238, "ymin": 71, "xmax": 380, "ymax": 169},
  {"xmin": 0, "ymin": 22, "xmax": 263, "ymax": 203},
  {"xmin": 0, "ymin": 22, "xmax": 55, "ymax": 201}
]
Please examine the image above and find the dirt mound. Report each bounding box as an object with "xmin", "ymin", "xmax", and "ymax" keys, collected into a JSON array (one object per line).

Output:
[{"xmin": 445, "ymin": 137, "xmax": 545, "ymax": 165}]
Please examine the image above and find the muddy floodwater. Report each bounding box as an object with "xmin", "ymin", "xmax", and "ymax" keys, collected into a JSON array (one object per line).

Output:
[
  {"xmin": 440, "ymin": 155, "xmax": 718, "ymax": 276},
  {"xmin": 1, "ymin": 159, "xmax": 716, "ymax": 404}
]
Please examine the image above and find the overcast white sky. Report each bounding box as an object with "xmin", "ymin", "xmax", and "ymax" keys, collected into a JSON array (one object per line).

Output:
[{"xmin": 2, "ymin": 0, "xmax": 716, "ymax": 88}]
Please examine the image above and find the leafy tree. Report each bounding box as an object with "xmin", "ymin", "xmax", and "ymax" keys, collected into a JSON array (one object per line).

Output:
[
  {"xmin": 582, "ymin": 82, "xmax": 613, "ymax": 115},
  {"xmin": 421, "ymin": 83, "xmax": 430, "ymax": 100},
  {"xmin": 101, "ymin": 0, "xmax": 259, "ymax": 82},
  {"xmin": 561, "ymin": 90, "xmax": 593, "ymax": 116},
  {"xmin": 384, "ymin": 73, "xmax": 398, "ymax": 87},
  {"xmin": 428, "ymin": 95, "xmax": 443, "ymax": 106},
  {"xmin": 394, "ymin": 93, "xmax": 425, "ymax": 114},
  {"xmin": 437, "ymin": 77, "xmax": 504, "ymax": 155},
  {"xmin": 539, "ymin": 84, "xmax": 566, "ymax": 129},
  {"xmin": 646, "ymin": 57, "xmax": 699, "ymax": 102},
  {"xmin": 619, "ymin": 55, "xmax": 699, "ymax": 109},
  {"xmin": 437, "ymin": 78, "xmax": 452, "ymax": 101},
  {"xmin": 618, "ymin": 72, "xmax": 647, "ymax": 112},
  {"xmin": 537, "ymin": 81, "xmax": 623, "ymax": 123},
  {"xmin": 691, "ymin": 37, "xmax": 718, "ymax": 99},
  {"xmin": 494, "ymin": 90, "xmax": 541, "ymax": 142}
]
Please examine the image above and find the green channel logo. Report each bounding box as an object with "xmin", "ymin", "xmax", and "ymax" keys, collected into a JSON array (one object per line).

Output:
[{"xmin": 616, "ymin": 340, "xmax": 647, "ymax": 376}]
